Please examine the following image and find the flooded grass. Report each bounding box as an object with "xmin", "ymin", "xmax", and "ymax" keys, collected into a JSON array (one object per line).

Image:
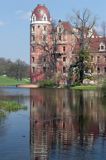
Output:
[{"xmin": 0, "ymin": 100, "xmax": 27, "ymax": 112}]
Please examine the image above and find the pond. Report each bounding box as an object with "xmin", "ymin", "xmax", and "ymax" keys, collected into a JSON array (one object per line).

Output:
[{"xmin": 0, "ymin": 87, "xmax": 106, "ymax": 160}]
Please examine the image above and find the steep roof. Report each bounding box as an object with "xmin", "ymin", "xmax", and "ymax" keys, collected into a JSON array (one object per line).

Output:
[
  {"xmin": 73, "ymin": 27, "xmax": 106, "ymax": 54},
  {"xmin": 61, "ymin": 21, "xmax": 72, "ymax": 32},
  {"xmin": 32, "ymin": 4, "xmax": 51, "ymax": 21}
]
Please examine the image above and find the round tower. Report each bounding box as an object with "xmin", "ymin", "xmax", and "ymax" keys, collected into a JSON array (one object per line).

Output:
[{"xmin": 30, "ymin": 4, "xmax": 52, "ymax": 83}]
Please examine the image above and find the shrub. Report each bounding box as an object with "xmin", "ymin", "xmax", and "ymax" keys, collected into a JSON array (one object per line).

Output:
[
  {"xmin": 101, "ymin": 80, "xmax": 106, "ymax": 97},
  {"xmin": 39, "ymin": 80, "xmax": 56, "ymax": 88}
]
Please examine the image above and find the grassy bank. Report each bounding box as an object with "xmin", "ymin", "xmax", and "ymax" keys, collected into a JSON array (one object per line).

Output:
[
  {"xmin": 71, "ymin": 85, "xmax": 98, "ymax": 90},
  {"xmin": 0, "ymin": 75, "xmax": 30, "ymax": 86}
]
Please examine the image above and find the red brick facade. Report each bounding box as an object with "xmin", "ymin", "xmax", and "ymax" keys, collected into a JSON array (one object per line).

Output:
[{"xmin": 30, "ymin": 4, "xmax": 106, "ymax": 84}]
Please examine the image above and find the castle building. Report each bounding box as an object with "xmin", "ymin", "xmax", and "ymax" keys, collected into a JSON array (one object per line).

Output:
[{"xmin": 30, "ymin": 4, "xmax": 106, "ymax": 84}]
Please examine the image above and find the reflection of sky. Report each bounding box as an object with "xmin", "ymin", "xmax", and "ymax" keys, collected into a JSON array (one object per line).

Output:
[
  {"xmin": 0, "ymin": 111, "xmax": 30, "ymax": 160},
  {"xmin": 0, "ymin": 87, "xmax": 30, "ymax": 160},
  {"xmin": 0, "ymin": 86, "xmax": 30, "ymax": 96}
]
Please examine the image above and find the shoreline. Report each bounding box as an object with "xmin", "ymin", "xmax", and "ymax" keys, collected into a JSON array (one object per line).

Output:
[
  {"xmin": 16, "ymin": 84, "xmax": 39, "ymax": 88},
  {"xmin": 0, "ymin": 84, "xmax": 99, "ymax": 90}
]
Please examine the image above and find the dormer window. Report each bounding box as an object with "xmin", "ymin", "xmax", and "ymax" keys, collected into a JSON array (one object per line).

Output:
[
  {"xmin": 101, "ymin": 45, "xmax": 104, "ymax": 50},
  {"xmin": 99, "ymin": 42, "xmax": 105, "ymax": 51},
  {"xmin": 43, "ymin": 14, "xmax": 47, "ymax": 21},
  {"xmin": 31, "ymin": 14, "xmax": 36, "ymax": 22}
]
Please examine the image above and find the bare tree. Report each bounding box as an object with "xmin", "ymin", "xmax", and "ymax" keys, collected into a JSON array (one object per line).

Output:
[
  {"xmin": 70, "ymin": 9, "xmax": 96, "ymax": 84},
  {"xmin": 101, "ymin": 22, "xmax": 106, "ymax": 46},
  {"xmin": 36, "ymin": 21, "xmax": 59, "ymax": 79}
]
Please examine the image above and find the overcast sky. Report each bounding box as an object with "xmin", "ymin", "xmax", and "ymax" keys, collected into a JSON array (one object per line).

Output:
[{"xmin": 0, "ymin": 0, "xmax": 106, "ymax": 63}]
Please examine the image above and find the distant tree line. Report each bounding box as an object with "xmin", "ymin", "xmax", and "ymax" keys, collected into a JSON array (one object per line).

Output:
[{"xmin": 0, "ymin": 58, "xmax": 29, "ymax": 80}]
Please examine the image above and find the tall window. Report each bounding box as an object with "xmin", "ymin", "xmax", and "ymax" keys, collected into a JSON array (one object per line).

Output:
[
  {"xmin": 104, "ymin": 67, "xmax": 106, "ymax": 73},
  {"xmin": 63, "ymin": 46, "xmax": 66, "ymax": 52},
  {"xmin": 32, "ymin": 57, "xmax": 34, "ymax": 62},
  {"xmin": 91, "ymin": 55, "xmax": 93, "ymax": 61},
  {"xmin": 105, "ymin": 56, "xmax": 106, "ymax": 62},
  {"xmin": 63, "ymin": 66, "xmax": 66, "ymax": 73},
  {"xmin": 97, "ymin": 56, "xmax": 100, "ymax": 63},
  {"xmin": 32, "ymin": 26, "xmax": 35, "ymax": 32},
  {"xmin": 63, "ymin": 57, "xmax": 66, "ymax": 62},
  {"xmin": 32, "ymin": 67, "xmax": 35, "ymax": 73},
  {"xmin": 43, "ymin": 57, "xmax": 46, "ymax": 62},
  {"xmin": 32, "ymin": 46, "xmax": 35, "ymax": 52},
  {"xmin": 97, "ymin": 67, "xmax": 100, "ymax": 73},
  {"xmin": 32, "ymin": 35, "xmax": 35, "ymax": 41},
  {"xmin": 43, "ymin": 67, "xmax": 46, "ymax": 72}
]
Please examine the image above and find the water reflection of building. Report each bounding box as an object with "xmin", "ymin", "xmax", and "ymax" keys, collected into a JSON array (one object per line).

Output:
[{"xmin": 30, "ymin": 89, "xmax": 106, "ymax": 160}]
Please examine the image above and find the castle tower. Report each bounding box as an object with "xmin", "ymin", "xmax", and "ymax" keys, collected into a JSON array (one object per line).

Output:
[{"xmin": 30, "ymin": 4, "xmax": 52, "ymax": 83}]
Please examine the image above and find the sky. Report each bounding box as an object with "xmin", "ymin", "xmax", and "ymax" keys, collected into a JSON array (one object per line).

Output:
[{"xmin": 0, "ymin": 0, "xmax": 106, "ymax": 64}]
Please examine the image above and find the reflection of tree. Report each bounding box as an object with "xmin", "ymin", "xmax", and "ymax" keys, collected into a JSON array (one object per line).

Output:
[
  {"xmin": 79, "ymin": 91, "xmax": 84, "ymax": 146},
  {"xmin": 30, "ymin": 89, "xmax": 106, "ymax": 159}
]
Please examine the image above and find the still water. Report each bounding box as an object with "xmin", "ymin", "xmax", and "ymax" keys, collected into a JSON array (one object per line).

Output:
[{"xmin": 0, "ymin": 87, "xmax": 106, "ymax": 160}]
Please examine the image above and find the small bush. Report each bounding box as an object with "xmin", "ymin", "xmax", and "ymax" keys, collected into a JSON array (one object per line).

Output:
[
  {"xmin": 39, "ymin": 80, "xmax": 56, "ymax": 88},
  {"xmin": 102, "ymin": 80, "xmax": 106, "ymax": 97}
]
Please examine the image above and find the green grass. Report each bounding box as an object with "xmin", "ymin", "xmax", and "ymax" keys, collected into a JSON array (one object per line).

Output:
[
  {"xmin": 0, "ymin": 75, "xmax": 30, "ymax": 86},
  {"xmin": 71, "ymin": 85, "xmax": 98, "ymax": 90},
  {"xmin": 0, "ymin": 100, "xmax": 27, "ymax": 112}
]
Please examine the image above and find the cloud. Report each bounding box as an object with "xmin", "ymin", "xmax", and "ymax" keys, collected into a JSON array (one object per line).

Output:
[
  {"xmin": 16, "ymin": 10, "xmax": 31, "ymax": 20},
  {"xmin": 0, "ymin": 21, "xmax": 5, "ymax": 27}
]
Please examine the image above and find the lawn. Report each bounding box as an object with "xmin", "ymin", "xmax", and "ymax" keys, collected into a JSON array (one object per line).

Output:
[
  {"xmin": 0, "ymin": 75, "xmax": 30, "ymax": 86},
  {"xmin": 71, "ymin": 85, "xmax": 98, "ymax": 90}
]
